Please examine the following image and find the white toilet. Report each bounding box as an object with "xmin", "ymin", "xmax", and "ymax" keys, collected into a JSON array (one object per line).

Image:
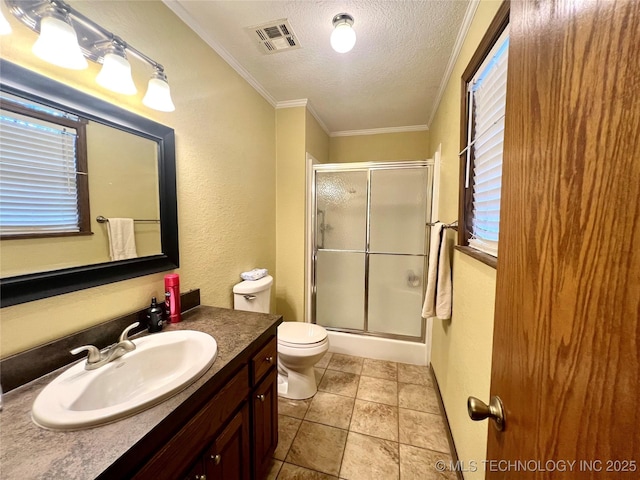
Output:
[
  {"xmin": 276, "ymin": 322, "xmax": 329, "ymax": 399},
  {"xmin": 233, "ymin": 275, "xmax": 329, "ymax": 400}
]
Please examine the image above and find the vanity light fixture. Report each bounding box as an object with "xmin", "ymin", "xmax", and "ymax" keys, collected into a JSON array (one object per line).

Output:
[
  {"xmin": 5, "ymin": 0, "xmax": 175, "ymax": 111},
  {"xmin": 0, "ymin": 7, "xmax": 12, "ymax": 35},
  {"xmin": 142, "ymin": 68, "xmax": 175, "ymax": 112},
  {"xmin": 330, "ymin": 13, "xmax": 356, "ymax": 53},
  {"xmin": 31, "ymin": 5, "xmax": 87, "ymax": 70},
  {"xmin": 96, "ymin": 43, "xmax": 137, "ymax": 95}
]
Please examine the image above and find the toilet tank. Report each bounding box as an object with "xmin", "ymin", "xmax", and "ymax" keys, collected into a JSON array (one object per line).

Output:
[{"xmin": 233, "ymin": 275, "xmax": 273, "ymax": 313}]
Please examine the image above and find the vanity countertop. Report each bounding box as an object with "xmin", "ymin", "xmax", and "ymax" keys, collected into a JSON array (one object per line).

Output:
[{"xmin": 0, "ymin": 305, "xmax": 282, "ymax": 479}]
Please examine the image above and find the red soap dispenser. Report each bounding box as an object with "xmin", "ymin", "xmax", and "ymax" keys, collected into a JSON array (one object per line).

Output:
[{"xmin": 164, "ymin": 274, "xmax": 181, "ymax": 323}]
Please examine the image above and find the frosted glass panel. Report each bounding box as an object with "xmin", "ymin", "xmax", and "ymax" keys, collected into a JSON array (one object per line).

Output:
[
  {"xmin": 369, "ymin": 168, "xmax": 430, "ymax": 254},
  {"xmin": 316, "ymin": 171, "xmax": 367, "ymax": 251},
  {"xmin": 316, "ymin": 251, "xmax": 365, "ymax": 330},
  {"xmin": 368, "ymin": 254, "xmax": 424, "ymax": 337}
]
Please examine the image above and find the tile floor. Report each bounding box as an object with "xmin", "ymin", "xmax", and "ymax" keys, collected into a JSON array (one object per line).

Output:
[{"xmin": 267, "ymin": 353, "xmax": 457, "ymax": 480}]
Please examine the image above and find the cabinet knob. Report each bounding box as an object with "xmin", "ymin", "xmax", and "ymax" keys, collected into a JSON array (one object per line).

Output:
[
  {"xmin": 265, "ymin": 356, "xmax": 273, "ymax": 364},
  {"xmin": 257, "ymin": 394, "xmax": 265, "ymax": 402},
  {"xmin": 211, "ymin": 454, "xmax": 221, "ymax": 465},
  {"xmin": 195, "ymin": 476, "xmax": 206, "ymax": 480}
]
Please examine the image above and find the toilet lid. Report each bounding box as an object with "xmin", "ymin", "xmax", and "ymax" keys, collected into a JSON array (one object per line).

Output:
[{"xmin": 278, "ymin": 322, "xmax": 327, "ymax": 345}]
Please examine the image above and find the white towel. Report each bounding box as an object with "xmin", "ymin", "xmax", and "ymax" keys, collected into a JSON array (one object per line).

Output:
[
  {"xmin": 422, "ymin": 223, "xmax": 453, "ymax": 320},
  {"xmin": 106, "ymin": 218, "xmax": 138, "ymax": 261},
  {"xmin": 422, "ymin": 223, "xmax": 443, "ymax": 318},
  {"xmin": 241, "ymin": 268, "xmax": 268, "ymax": 281},
  {"xmin": 435, "ymin": 229, "xmax": 453, "ymax": 319}
]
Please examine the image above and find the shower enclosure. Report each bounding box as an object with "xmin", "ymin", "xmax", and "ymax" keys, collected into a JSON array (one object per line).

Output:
[{"xmin": 311, "ymin": 161, "xmax": 433, "ymax": 341}]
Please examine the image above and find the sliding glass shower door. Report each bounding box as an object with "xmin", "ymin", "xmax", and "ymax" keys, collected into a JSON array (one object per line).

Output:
[{"xmin": 313, "ymin": 162, "xmax": 433, "ymax": 341}]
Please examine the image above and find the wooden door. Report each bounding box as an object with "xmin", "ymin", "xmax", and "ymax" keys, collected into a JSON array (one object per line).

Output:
[{"xmin": 487, "ymin": 0, "xmax": 640, "ymax": 478}]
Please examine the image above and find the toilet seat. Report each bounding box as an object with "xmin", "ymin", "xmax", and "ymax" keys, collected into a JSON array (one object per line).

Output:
[
  {"xmin": 278, "ymin": 337, "xmax": 329, "ymax": 349},
  {"xmin": 278, "ymin": 322, "xmax": 327, "ymax": 346}
]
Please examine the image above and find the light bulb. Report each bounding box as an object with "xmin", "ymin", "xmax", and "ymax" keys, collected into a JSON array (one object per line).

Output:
[
  {"xmin": 0, "ymin": 8, "xmax": 12, "ymax": 35},
  {"xmin": 96, "ymin": 46, "xmax": 137, "ymax": 95},
  {"xmin": 32, "ymin": 9, "xmax": 87, "ymax": 70},
  {"xmin": 142, "ymin": 70, "xmax": 175, "ymax": 112},
  {"xmin": 330, "ymin": 14, "xmax": 356, "ymax": 53}
]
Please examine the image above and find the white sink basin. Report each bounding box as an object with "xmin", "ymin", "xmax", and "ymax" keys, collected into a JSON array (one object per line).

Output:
[{"xmin": 32, "ymin": 330, "xmax": 217, "ymax": 430}]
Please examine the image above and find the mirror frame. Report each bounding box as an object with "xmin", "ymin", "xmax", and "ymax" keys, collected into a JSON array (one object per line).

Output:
[{"xmin": 0, "ymin": 60, "xmax": 179, "ymax": 307}]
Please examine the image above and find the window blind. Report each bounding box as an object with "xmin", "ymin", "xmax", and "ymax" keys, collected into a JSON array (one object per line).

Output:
[
  {"xmin": 0, "ymin": 108, "xmax": 81, "ymax": 235},
  {"xmin": 467, "ymin": 32, "xmax": 509, "ymax": 257}
]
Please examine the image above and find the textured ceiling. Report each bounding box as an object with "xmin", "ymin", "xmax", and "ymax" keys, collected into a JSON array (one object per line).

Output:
[{"xmin": 165, "ymin": 1, "xmax": 470, "ymax": 134}]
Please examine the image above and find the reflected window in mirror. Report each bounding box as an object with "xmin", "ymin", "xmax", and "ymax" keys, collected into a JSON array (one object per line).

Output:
[
  {"xmin": 0, "ymin": 60, "xmax": 178, "ymax": 307},
  {"xmin": 0, "ymin": 93, "xmax": 162, "ymax": 278},
  {"xmin": 1, "ymin": 94, "xmax": 90, "ymax": 239}
]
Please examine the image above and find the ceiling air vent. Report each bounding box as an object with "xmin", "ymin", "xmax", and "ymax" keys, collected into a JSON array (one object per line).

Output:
[{"xmin": 247, "ymin": 19, "xmax": 300, "ymax": 54}]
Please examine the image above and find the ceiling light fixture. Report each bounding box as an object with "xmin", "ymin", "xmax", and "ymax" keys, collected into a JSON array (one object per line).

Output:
[
  {"xmin": 142, "ymin": 69, "xmax": 176, "ymax": 112},
  {"xmin": 0, "ymin": 8, "xmax": 12, "ymax": 35},
  {"xmin": 330, "ymin": 13, "xmax": 356, "ymax": 53},
  {"xmin": 96, "ymin": 43, "xmax": 137, "ymax": 95},
  {"xmin": 5, "ymin": 0, "xmax": 175, "ymax": 112},
  {"xmin": 32, "ymin": 6, "xmax": 87, "ymax": 70}
]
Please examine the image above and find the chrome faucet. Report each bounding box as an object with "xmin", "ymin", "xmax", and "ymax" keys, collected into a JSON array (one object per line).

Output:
[{"xmin": 71, "ymin": 322, "xmax": 140, "ymax": 370}]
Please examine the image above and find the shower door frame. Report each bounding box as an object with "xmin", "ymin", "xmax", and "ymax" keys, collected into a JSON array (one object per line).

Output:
[{"xmin": 310, "ymin": 160, "xmax": 434, "ymax": 342}]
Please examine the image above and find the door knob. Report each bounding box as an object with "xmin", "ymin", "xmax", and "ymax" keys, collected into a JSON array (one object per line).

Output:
[{"xmin": 467, "ymin": 395, "xmax": 505, "ymax": 431}]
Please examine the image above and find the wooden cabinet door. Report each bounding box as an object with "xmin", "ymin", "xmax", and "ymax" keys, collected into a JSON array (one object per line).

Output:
[
  {"xmin": 485, "ymin": 0, "xmax": 640, "ymax": 478},
  {"xmin": 205, "ymin": 404, "xmax": 251, "ymax": 480},
  {"xmin": 182, "ymin": 459, "xmax": 206, "ymax": 480},
  {"xmin": 253, "ymin": 369, "xmax": 278, "ymax": 480}
]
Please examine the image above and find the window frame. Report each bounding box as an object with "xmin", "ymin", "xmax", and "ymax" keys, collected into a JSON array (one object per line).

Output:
[
  {"xmin": 456, "ymin": 0, "xmax": 510, "ymax": 269},
  {"xmin": 0, "ymin": 99, "xmax": 91, "ymax": 240}
]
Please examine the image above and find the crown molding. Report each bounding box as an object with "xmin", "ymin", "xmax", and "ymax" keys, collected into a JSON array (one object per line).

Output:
[
  {"xmin": 162, "ymin": 0, "xmax": 277, "ymax": 107},
  {"xmin": 276, "ymin": 99, "xmax": 330, "ymax": 136},
  {"xmin": 275, "ymin": 99, "xmax": 308, "ymax": 109},
  {"xmin": 305, "ymin": 102, "xmax": 330, "ymax": 136},
  {"xmin": 427, "ymin": 0, "xmax": 480, "ymax": 127},
  {"xmin": 330, "ymin": 125, "xmax": 429, "ymax": 138}
]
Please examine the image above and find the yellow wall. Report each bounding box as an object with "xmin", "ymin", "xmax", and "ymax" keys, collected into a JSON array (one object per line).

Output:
[
  {"xmin": 274, "ymin": 107, "xmax": 329, "ymax": 322},
  {"xmin": 275, "ymin": 107, "xmax": 306, "ymax": 322},
  {"xmin": 427, "ymin": 1, "xmax": 502, "ymax": 478},
  {"xmin": 86, "ymin": 122, "xmax": 161, "ymax": 259},
  {"xmin": 329, "ymin": 130, "xmax": 429, "ymax": 163},
  {"xmin": 0, "ymin": 0, "xmax": 276, "ymax": 357},
  {"xmin": 305, "ymin": 110, "xmax": 329, "ymax": 164}
]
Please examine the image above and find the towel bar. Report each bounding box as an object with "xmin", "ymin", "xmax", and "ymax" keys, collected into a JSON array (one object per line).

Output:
[{"xmin": 96, "ymin": 216, "xmax": 160, "ymax": 224}]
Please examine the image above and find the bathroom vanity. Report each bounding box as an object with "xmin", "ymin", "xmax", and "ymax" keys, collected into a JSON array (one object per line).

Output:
[{"xmin": 0, "ymin": 305, "xmax": 281, "ymax": 480}]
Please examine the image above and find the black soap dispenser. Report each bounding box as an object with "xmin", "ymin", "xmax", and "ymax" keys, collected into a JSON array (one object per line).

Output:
[{"xmin": 146, "ymin": 297, "xmax": 164, "ymax": 333}]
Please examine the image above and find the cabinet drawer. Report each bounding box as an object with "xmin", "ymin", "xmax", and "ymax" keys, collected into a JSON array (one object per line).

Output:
[
  {"xmin": 134, "ymin": 366, "xmax": 250, "ymax": 480},
  {"xmin": 251, "ymin": 337, "xmax": 277, "ymax": 386}
]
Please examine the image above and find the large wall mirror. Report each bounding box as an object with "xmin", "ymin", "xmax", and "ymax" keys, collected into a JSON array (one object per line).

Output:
[{"xmin": 0, "ymin": 60, "xmax": 179, "ymax": 307}]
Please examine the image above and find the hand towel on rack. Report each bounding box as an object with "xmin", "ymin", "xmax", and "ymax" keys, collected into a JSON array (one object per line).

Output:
[
  {"xmin": 106, "ymin": 218, "xmax": 138, "ymax": 261},
  {"xmin": 421, "ymin": 222, "xmax": 453, "ymax": 319},
  {"xmin": 422, "ymin": 222, "xmax": 444, "ymax": 318},
  {"xmin": 435, "ymin": 227, "xmax": 453, "ymax": 319}
]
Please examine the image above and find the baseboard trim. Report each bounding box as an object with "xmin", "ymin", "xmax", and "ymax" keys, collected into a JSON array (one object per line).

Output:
[{"xmin": 430, "ymin": 365, "xmax": 464, "ymax": 480}]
